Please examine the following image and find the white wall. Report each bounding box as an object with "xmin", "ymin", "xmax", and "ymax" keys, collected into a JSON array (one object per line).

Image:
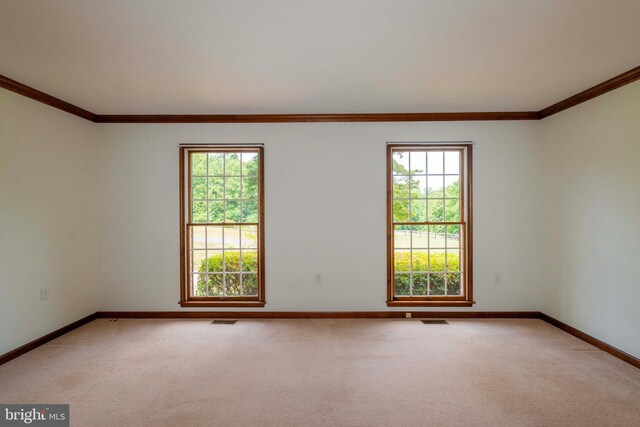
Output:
[
  {"xmin": 541, "ymin": 81, "xmax": 640, "ymax": 357},
  {"xmin": 4, "ymin": 81, "xmax": 639, "ymax": 358},
  {"xmin": 0, "ymin": 91, "xmax": 99, "ymax": 355},
  {"xmin": 97, "ymin": 121, "xmax": 543, "ymax": 312}
]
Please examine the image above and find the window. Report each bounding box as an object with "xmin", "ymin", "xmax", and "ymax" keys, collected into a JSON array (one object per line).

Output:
[
  {"xmin": 180, "ymin": 146, "xmax": 265, "ymax": 307},
  {"xmin": 387, "ymin": 143, "xmax": 473, "ymax": 306}
]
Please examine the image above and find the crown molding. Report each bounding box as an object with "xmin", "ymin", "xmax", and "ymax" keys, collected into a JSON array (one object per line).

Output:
[
  {"xmin": 539, "ymin": 65, "xmax": 640, "ymax": 118},
  {"xmin": 0, "ymin": 75, "xmax": 96, "ymax": 122},
  {"xmin": 2, "ymin": 65, "xmax": 639, "ymax": 123},
  {"xmin": 94, "ymin": 112, "xmax": 538, "ymax": 123}
]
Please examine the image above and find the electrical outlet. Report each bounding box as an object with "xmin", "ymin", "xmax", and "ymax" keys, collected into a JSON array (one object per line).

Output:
[
  {"xmin": 314, "ymin": 273, "xmax": 322, "ymax": 284},
  {"xmin": 40, "ymin": 288, "xmax": 49, "ymax": 301},
  {"xmin": 494, "ymin": 272, "xmax": 502, "ymax": 285}
]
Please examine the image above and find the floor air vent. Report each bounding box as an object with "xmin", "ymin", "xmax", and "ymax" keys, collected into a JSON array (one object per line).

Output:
[
  {"xmin": 420, "ymin": 319, "xmax": 449, "ymax": 325},
  {"xmin": 212, "ymin": 320, "xmax": 237, "ymax": 325}
]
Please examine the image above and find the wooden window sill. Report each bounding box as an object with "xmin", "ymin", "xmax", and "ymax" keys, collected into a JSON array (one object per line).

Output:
[
  {"xmin": 179, "ymin": 300, "xmax": 266, "ymax": 308},
  {"xmin": 386, "ymin": 300, "xmax": 475, "ymax": 307}
]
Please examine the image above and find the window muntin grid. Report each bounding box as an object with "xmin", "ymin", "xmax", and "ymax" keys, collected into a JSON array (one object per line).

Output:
[
  {"xmin": 185, "ymin": 148, "xmax": 262, "ymax": 300},
  {"xmin": 190, "ymin": 151, "xmax": 259, "ymax": 224},
  {"xmin": 390, "ymin": 147, "xmax": 468, "ymax": 299},
  {"xmin": 189, "ymin": 225, "xmax": 259, "ymax": 297}
]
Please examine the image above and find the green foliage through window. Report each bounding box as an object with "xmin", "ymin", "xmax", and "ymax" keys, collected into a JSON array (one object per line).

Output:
[
  {"xmin": 196, "ymin": 251, "xmax": 258, "ymax": 296},
  {"xmin": 394, "ymin": 252, "xmax": 461, "ymax": 296},
  {"xmin": 191, "ymin": 151, "xmax": 260, "ymax": 223},
  {"xmin": 391, "ymin": 148, "xmax": 467, "ymax": 299}
]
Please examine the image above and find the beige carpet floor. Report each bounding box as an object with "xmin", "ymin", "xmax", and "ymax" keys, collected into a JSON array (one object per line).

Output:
[{"xmin": 0, "ymin": 318, "xmax": 639, "ymax": 426}]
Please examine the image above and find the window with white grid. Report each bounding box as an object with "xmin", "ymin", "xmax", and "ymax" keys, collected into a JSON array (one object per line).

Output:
[
  {"xmin": 387, "ymin": 144, "xmax": 473, "ymax": 306},
  {"xmin": 180, "ymin": 146, "xmax": 264, "ymax": 307}
]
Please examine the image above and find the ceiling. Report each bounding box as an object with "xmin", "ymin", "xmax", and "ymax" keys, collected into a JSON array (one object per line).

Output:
[{"xmin": 1, "ymin": 0, "xmax": 639, "ymax": 115}]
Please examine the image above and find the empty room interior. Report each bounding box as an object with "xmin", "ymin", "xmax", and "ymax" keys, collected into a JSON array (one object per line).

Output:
[{"xmin": 1, "ymin": 1, "xmax": 640, "ymax": 426}]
